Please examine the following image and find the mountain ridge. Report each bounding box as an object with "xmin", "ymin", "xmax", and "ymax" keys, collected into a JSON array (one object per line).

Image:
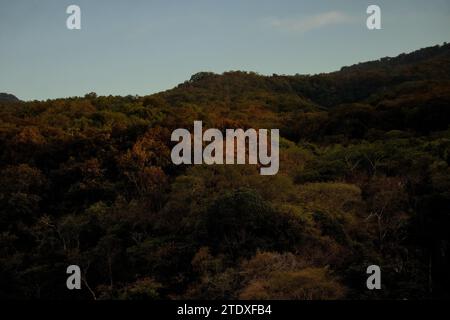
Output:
[
  {"xmin": 164, "ymin": 42, "xmax": 450, "ymax": 109},
  {"xmin": 0, "ymin": 93, "xmax": 20, "ymax": 102}
]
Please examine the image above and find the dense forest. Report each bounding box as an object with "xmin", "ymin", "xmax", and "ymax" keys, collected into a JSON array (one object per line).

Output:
[{"xmin": 1, "ymin": 43, "xmax": 450, "ymax": 299}]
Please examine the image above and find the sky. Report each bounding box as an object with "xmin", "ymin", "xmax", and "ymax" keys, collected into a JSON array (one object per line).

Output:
[{"xmin": 0, "ymin": 0, "xmax": 449, "ymax": 101}]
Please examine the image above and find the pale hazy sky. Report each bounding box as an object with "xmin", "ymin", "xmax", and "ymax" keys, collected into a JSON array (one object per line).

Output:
[{"xmin": 1, "ymin": 0, "xmax": 449, "ymax": 100}]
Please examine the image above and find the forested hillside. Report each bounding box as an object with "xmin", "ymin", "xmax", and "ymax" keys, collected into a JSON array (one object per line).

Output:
[{"xmin": 1, "ymin": 43, "xmax": 450, "ymax": 299}]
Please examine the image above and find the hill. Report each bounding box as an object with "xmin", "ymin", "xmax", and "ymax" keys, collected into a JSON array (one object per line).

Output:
[
  {"xmin": 0, "ymin": 43, "xmax": 449, "ymax": 300},
  {"xmin": 0, "ymin": 93, "xmax": 19, "ymax": 103},
  {"xmin": 163, "ymin": 43, "xmax": 450, "ymax": 108}
]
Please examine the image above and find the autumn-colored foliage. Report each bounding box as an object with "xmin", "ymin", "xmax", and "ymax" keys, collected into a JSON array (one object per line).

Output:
[{"xmin": 1, "ymin": 44, "xmax": 450, "ymax": 299}]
